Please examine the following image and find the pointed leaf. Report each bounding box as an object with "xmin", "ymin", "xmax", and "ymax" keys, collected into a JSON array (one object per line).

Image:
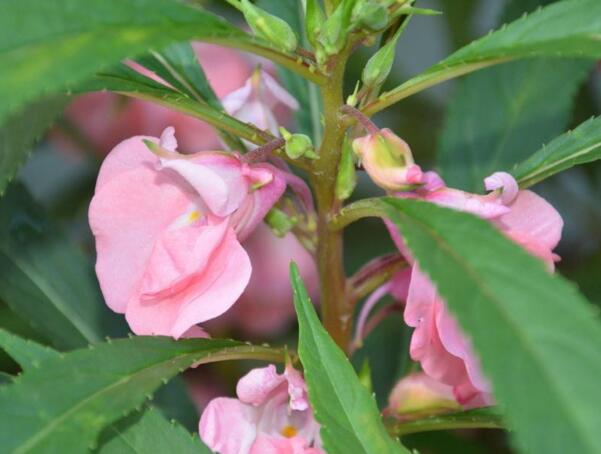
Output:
[
  {"xmin": 0, "ymin": 336, "xmax": 283, "ymax": 453},
  {"xmin": 382, "ymin": 197, "xmax": 601, "ymax": 454},
  {"xmin": 290, "ymin": 264, "xmax": 408, "ymax": 454},
  {"xmin": 366, "ymin": 0, "xmax": 601, "ymax": 114},
  {"xmin": 0, "ymin": 328, "xmax": 59, "ymax": 371},
  {"xmin": 513, "ymin": 116, "xmax": 601, "ymax": 187},
  {"xmin": 0, "ymin": 185, "xmax": 126, "ymax": 349}
]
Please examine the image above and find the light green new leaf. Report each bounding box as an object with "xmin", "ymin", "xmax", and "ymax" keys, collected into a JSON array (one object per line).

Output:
[
  {"xmin": 436, "ymin": 59, "xmax": 591, "ymax": 191},
  {"xmin": 513, "ymin": 116, "xmax": 601, "ymax": 187},
  {"xmin": 0, "ymin": 328, "xmax": 59, "ymax": 371},
  {"xmin": 0, "ymin": 96, "xmax": 67, "ymax": 195},
  {"xmin": 382, "ymin": 197, "xmax": 601, "ymax": 454},
  {"xmin": 98, "ymin": 407, "xmax": 212, "ymax": 454},
  {"xmin": 0, "ymin": 0, "xmax": 256, "ymax": 124},
  {"xmin": 365, "ymin": 0, "xmax": 601, "ymax": 115},
  {"xmin": 290, "ymin": 264, "xmax": 408, "ymax": 454},
  {"xmin": 0, "ymin": 185, "xmax": 126, "ymax": 349},
  {"xmin": 0, "ymin": 336, "xmax": 282, "ymax": 453}
]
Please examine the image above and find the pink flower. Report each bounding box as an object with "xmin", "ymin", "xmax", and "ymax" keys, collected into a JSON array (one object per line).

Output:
[
  {"xmin": 222, "ymin": 69, "xmax": 299, "ymax": 136},
  {"xmin": 55, "ymin": 43, "xmax": 253, "ymax": 154},
  {"xmin": 352, "ymin": 129, "xmax": 423, "ymax": 192},
  {"xmin": 88, "ymin": 128, "xmax": 286, "ymax": 338},
  {"xmin": 387, "ymin": 171, "xmax": 563, "ymax": 407},
  {"xmin": 210, "ymin": 223, "xmax": 318, "ymax": 337},
  {"xmin": 199, "ymin": 365, "xmax": 323, "ymax": 454},
  {"xmin": 386, "ymin": 372, "xmax": 460, "ymax": 419}
]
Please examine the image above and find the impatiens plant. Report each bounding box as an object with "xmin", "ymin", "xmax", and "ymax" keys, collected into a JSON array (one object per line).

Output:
[{"xmin": 1, "ymin": 0, "xmax": 601, "ymax": 453}]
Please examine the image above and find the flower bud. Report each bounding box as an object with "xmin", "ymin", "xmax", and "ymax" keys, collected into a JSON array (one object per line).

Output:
[
  {"xmin": 239, "ymin": 0, "xmax": 298, "ymax": 52},
  {"xmin": 386, "ymin": 372, "xmax": 461, "ymax": 419},
  {"xmin": 352, "ymin": 1, "xmax": 390, "ymax": 32},
  {"xmin": 265, "ymin": 207, "xmax": 297, "ymax": 237},
  {"xmin": 305, "ymin": 0, "xmax": 325, "ymax": 49},
  {"xmin": 280, "ymin": 128, "xmax": 316, "ymax": 160},
  {"xmin": 362, "ymin": 29, "xmax": 399, "ymax": 87},
  {"xmin": 335, "ymin": 135, "xmax": 357, "ymax": 200},
  {"xmin": 320, "ymin": 0, "xmax": 355, "ymax": 54},
  {"xmin": 352, "ymin": 128, "xmax": 423, "ymax": 191}
]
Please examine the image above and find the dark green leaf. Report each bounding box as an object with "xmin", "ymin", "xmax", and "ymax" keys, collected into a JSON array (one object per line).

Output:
[
  {"xmin": 382, "ymin": 197, "xmax": 601, "ymax": 454},
  {"xmin": 97, "ymin": 407, "xmax": 211, "ymax": 454},
  {"xmin": 0, "ymin": 96, "xmax": 67, "ymax": 195},
  {"xmin": 367, "ymin": 0, "xmax": 601, "ymax": 114},
  {"xmin": 0, "ymin": 371, "xmax": 13, "ymax": 385},
  {"xmin": 512, "ymin": 116, "xmax": 601, "ymax": 187},
  {"xmin": 436, "ymin": 59, "xmax": 591, "ymax": 191},
  {"xmin": 0, "ymin": 328, "xmax": 59, "ymax": 371},
  {"xmin": 0, "ymin": 184, "xmax": 126, "ymax": 350},
  {"xmin": 0, "ymin": 0, "xmax": 256, "ymax": 125},
  {"xmin": 0, "ymin": 336, "xmax": 282, "ymax": 453},
  {"xmin": 290, "ymin": 264, "xmax": 408, "ymax": 454}
]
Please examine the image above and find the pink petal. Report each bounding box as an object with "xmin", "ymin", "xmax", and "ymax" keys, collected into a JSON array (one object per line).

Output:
[
  {"xmin": 125, "ymin": 226, "xmax": 251, "ymax": 338},
  {"xmin": 199, "ymin": 397, "xmax": 258, "ymax": 454},
  {"xmin": 484, "ymin": 171, "xmax": 518, "ymax": 204},
  {"xmin": 159, "ymin": 126, "xmax": 178, "ymax": 151},
  {"xmin": 89, "ymin": 166, "xmax": 192, "ymax": 313},
  {"xmin": 237, "ymin": 365, "xmax": 286, "ymax": 406},
  {"xmin": 497, "ymin": 190, "xmax": 563, "ymax": 251},
  {"xmin": 262, "ymin": 71, "xmax": 300, "ymax": 110}
]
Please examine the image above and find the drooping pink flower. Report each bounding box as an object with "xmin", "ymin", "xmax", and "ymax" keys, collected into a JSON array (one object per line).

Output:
[
  {"xmin": 222, "ymin": 68, "xmax": 299, "ymax": 136},
  {"xmin": 199, "ymin": 365, "xmax": 323, "ymax": 454},
  {"xmin": 385, "ymin": 171, "xmax": 563, "ymax": 408},
  {"xmin": 385, "ymin": 372, "xmax": 460, "ymax": 419},
  {"xmin": 352, "ymin": 128, "xmax": 423, "ymax": 192},
  {"xmin": 210, "ymin": 223, "xmax": 319, "ymax": 337},
  {"xmin": 55, "ymin": 43, "xmax": 253, "ymax": 154},
  {"xmin": 88, "ymin": 128, "xmax": 286, "ymax": 338}
]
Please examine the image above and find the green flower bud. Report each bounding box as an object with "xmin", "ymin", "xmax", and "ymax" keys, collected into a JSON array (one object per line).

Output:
[
  {"xmin": 335, "ymin": 135, "xmax": 357, "ymax": 200},
  {"xmin": 239, "ymin": 0, "xmax": 298, "ymax": 52},
  {"xmin": 265, "ymin": 207, "xmax": 297, "ymax": 237},
  {"xmin": 362, "ymin": 34, "xmax": 397, "ymax": 87},
  {"xmin": 352, "ymin": 1, "xmax": 390, "ymax": 31},
  {"xmin": 284, "ymin": 132, "xmax": 315, "ymax": 160},
  {"xmin": 321, "ymin": 0, "xmax": 356, "ymax": 55},
  {"xmin": 305, "ymin": 0, "xmax": 325, "ymax": 49}
]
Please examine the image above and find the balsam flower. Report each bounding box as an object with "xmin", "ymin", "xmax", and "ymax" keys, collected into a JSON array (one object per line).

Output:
[
  {"xmin": 89, "ymin": 128, "xmax": 285, "ymax": 338},
  {"xmin": 199, "ymin": 365, "xmax": 323, "ymax": 454},
  {"xmin": 222, "ymin": 69, "xmax": 299, "ymax": 136},
  {"xmin": 386, "ymin": 171, "xmax": 563, "ymax": 407}
]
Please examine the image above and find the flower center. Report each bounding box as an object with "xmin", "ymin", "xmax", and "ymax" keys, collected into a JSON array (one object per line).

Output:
[{"xmin": 280, "ymin": 424, "xmax": 298, "ymax": 438}]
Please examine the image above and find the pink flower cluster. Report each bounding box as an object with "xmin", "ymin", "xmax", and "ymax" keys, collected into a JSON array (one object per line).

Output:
[
  {"xmin": 200, "ymin": 365, "xmax": 323, "ymax": 453},
  {"xmin": 354, "ymin": 130, "xmax": 563, "ymax": 410}
]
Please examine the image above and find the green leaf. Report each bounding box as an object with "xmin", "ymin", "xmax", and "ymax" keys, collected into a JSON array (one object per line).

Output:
[
  {"xmin": 79, "ymin": 64, "xmax": 272, "ymax": 146},
  {"xmin": 436, "ymin": 59, "xmax": 591, "ymax": 191},
  {"xmin": 137, "ymin": 42, "xmax": 221, "ymax": 109},
  {"xmin": 0, "ymin": 0, "xmax": 257, "ymax": 125},
  {"xmin": 512, "ymin": 116, "xmax": 601, "ymax": 187},
  {"xmin": 289, "ymin": 264, "xmax": 408, "ymax": 454},
  {"xmin": 0, "ymin": 96, "xmax": 67, "ymax": 195},
  {"xmin": 0, "ymin": 328, "xmax": 59, "ymax": 371},
  {"xmin": 97, "ymin": 407, "xmax": 211, "ymax": 454},
  {"xmin": 382, "ymin": 197, "xmax": 601, "ymax": 454},
  {"xmin": 0, "ymin": 184, "xmax": 126, "ymax": 350},
  {"xmin": 0, "ymin": 372, "xmax": 13, "ymax": 385},
  {"xmin": 0, "ymin": 336, "xmax": 283, "ymax": 453},
  {"xmin": 365, "ymin": 0, "xmax": 601, "ymax": 115}
]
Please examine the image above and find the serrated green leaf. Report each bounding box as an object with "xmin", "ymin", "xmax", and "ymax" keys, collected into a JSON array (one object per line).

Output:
[
  {"xmin": 382, "ymin": 197, "xmax": 601, "ymax": 454},
  {"xmin": 290, "ymin": 264, "xmax": 408, "ymax": 454},
  {"xmin": 97, "ymin": 407, "xmax": 212, "ymax": 454},
  {"xmin": 0, "ymin": 328, "xmax": 59, "ymax": 371},
  {"xmin": 512, "ymin": 116, "xmax": 601, "ymax": 187},
  {"xmin": 0, "ymin": 0, "xmax": 259, "ymax": 125},
  {"xmin": 0, "ymin": 184, "xmax": 126, "ymax": 350},
  {"xmin": 367, "ymin": 0, "xmax": 601, "ymax": 114},
  {"xmin": 0, "ymin": 336, "xmax": 282, "ymax": 453},
  {"xmin": 0, "ymin": 96, "xmax": 67, "ymax": 195},
  {"xmin": 436, "ymin": 59, "xmax": 591, "ymax": 191}
]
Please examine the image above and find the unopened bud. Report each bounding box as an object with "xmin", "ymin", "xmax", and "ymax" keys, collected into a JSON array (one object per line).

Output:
[
  {"xmin": 386, "ymin": 373, "xmax": 461, "ymax": 419},
  {"xmin": 352, "ymin": 128, "xmax": 422, "ymax": 191},
  {"xmin": 239, "ymin": 0, "xmax": 298, "ymax": 52},
  {"xmin": 280, "ymin": 128, "xmax": 316, "ymax": 160},
  {"xmin": 352, "ymin": 1, "xmax": 390, "ymax": 31},
  {"xmin": 335, "ymin": 135, "xmax": 357, "ymax": 200},
  {"xmin": 265, "ymin": 208, "xmax": 297, "ymax": 237},
  {"xmin": 362, "ymin": 33, "xmax": 398, "ymax": 87},
  {"xmin": 305, "ymin": 0, "xmax": 325, "ymax": 49},
  {"xmin": 320, "ymin": 0, "xmax": 355, "ymax": 54}
]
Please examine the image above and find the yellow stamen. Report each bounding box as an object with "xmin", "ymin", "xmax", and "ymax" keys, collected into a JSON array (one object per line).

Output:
[
  {"xmin": 280, "ymin": 425, "xmax": 298, "ymax": 438},
  {"xmin": 188, "ymin": 210, "xmax": 201, "ymax": 223}
]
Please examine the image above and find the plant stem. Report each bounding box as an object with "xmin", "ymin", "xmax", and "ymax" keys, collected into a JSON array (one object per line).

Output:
[
  {"xmin": 385, "ymin": 408, "xmax": 505, "ymax": 437},
  {"xmin": 348, "ymin": 253, "xmax": 407, "ymax": 302},
  {"xmin": 312, "ymin": 47, "xmax": 351, "ymax": 350},
  {"xmin": 328, "ymin": 197, "xmax": 388, "ymax": 231}
]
